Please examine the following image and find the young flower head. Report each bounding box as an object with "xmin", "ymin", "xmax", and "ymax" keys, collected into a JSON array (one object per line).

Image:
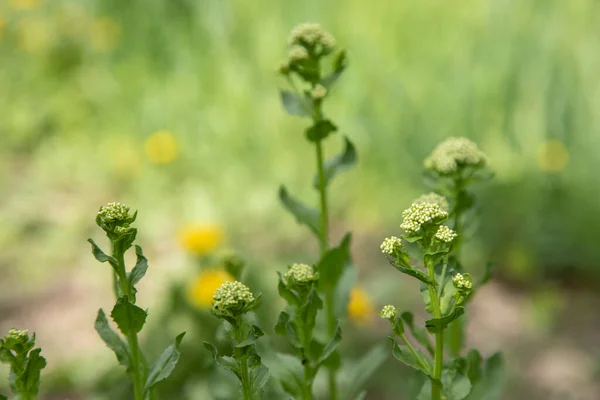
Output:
[
  {"xmin": 400, "ymin": 201, "xmax": 448, "ymax": 233},
  {"xmin": 311, "ymin": 84, "xmax": 327, "ymax": 100},
  {"xmin": 435, "ymin": 225, "xmax": 458, "ymax": 243},
  {"xmin": 285, "ymin": 263, "xmax": 317, "ymax": 284},
  {"xmin": 288, "ymin": 45, "xmax": 309, "ymax": 62},
  {"xmin": 380, "ymin": 236, "xmax": 403, "ymax": 255},
  {"xmin": 424, "ymin": 137, "xmax": 488, "ymax": 174},
  {"xmin": 96, "ymin": 202, "xmax": 137, "ymax": 239},
  {"xmin": 379, "ymin": 305, "xmax": 397, "ymax": 320},
  {"xmin": 415, "ymin": 192, "xmax": 449, "ymax": 213},
  {"xmin": 98, "ymin": 202, "xmax": 132, "ymax": 225},
  {"xmin": 288, "ymin": 22, "xmax": 336, "ymax": 52},
  {"xmin": 452, "ymin": 273, "xmax": 473, "ymax": 292},
  {"xmin": 212, "ymin": 281, "xmax": 256, "ymax": 317}
]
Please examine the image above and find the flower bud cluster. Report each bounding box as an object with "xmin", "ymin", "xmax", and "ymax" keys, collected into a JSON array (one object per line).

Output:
[
  {"xmin": 400, "ymin": 202, "xmax": 448, "ymax": 233},
  {"xmin": 379, "ymin": 305, "xmax": 397, "ymax": 320},
  {"xmin": 415, "ymin": 192, "xmax": 449, "ymax": 213},
  {"xmin": 288, "ymin": 23, "xmax": 336, "ymax": 52},
  {"xmin": 285, "ymin": 263, "xmax": 317, "ymax": 284},
  {"xmin": 452, "ymin": 273, "xmax": 472, "ymax": 291},
  {"xmin": 380, "ymin": 236, "xmax": 403, "ymax": 255},
  {"xmin": 310, "ymin": 84, "xmax": 327, "ymax": 100},
  {"xmin": 435, "ymin": 225, "xmax": 458, "ymax": 243},
  {"xmin": 212, "ymin": 281, "xmax": 255, "ymax": 316},
  {"xmin": 424, "ymin": 137, "xmax": 488, "ymax": 174},
  {"xmin": 98, "ymin": 202, "xmax": 132, "ymax": 224}
]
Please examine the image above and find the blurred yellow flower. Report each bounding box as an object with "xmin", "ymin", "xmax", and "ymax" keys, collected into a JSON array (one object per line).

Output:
[
  {"xmin": 537, "ymin": 139, "xmax": 569, "ymax": 173},
  {"xmin": 10, "ymin": 0, "xmax": 43, "ymax": 11},
  {"xmin": 145, "ymin": 130, "xmax": 179, "ymax": 165},
  {"xmin": 347, "ymin": 286, "xmax": 375, "ymax": 325},
  {"xmin": 187, "ymin": 270, "xmax": 234, "ymax": 309},
  {"xmin": 178, "ymin": 224, "xmax": 224, "ymax": 255},
  {"xmin": 90, "ymin": 17, "xmax": 121, "ymax": 52},
  {"xmin": 16, "ymin": 18, "xmax": 51, "ymax": 53}
]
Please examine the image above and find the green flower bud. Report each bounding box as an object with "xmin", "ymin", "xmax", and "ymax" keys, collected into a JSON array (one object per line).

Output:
[
  {"xmin": 212, "ymin": 281, "xmax": 256, "ymax": 317},
  {"xmin": 288, "ymin": 23, "xmax": 336, "ymax": 52},
  {"xmin": 400, "ymin": 201, "xmax": 448, "ymax": 233},
  {"xmin": 435, "ymin": 225, "xmax": 458, "ymax": 243},
  {"xmin": 98, "ymin": 202, "xmax": 132, "ymax": 224},
  {"xmin": 310, "ymin": 84, "xmax": 327, "ymax": 100},
  {"xmin": 285, "ymin": 263, "xmax": 317, "ymax": 285},
  {"xmin": 379, "ymin": 304, "xmax": 397, "ymax": 320},
  {"xmin": 452, "ymin": 273, "xmax": 473, "ymax": 292},
  {"xmin": 424, "ymin": 137, "xmax": 488, "ymax": 174},
  {"xmin": 380, "ymin": 236, "xmax": 403, "ymax": 255}
]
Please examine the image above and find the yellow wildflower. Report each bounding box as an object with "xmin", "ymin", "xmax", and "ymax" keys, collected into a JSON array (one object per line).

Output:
[
  {"xmin": 144, "ymin": 130, "xmax": 179, "ymax": 165},
  {"xmin": 178, "ymin": 224, "xmax": 223, "ymax": 255},
  {"xmin": 10, "ymin": 0, "xmax": 43, "ymax": 11},
  {"xmin": 537, "ymin": 139, "xmax": 569, "ymax": 173},
  {"xmin": 347, "ymin": 286, "xmax": 374, "ymax": 325},
  {"xmin": 187, "ymin": 270, "xmax": 234, "ymax": 309}
]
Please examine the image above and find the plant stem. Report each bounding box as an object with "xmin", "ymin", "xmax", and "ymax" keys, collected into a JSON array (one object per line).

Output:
[
  {"xmin": 426, "ymin": 259, "xmax": 443, "ymax": 400},
  {"xmin": 303, "ymin": 361, "xmax": 314, "ymax": 400},
  {"xmin": 315, "ymin": 139, "xmax": 329, "ymax": 253},
  {"xmin": 233, "ymin": 323, "xmax": 253, "ymax": 400},
  {"xmin": 113, "ymin": 247, "xmax": 145, "ymax": 400}
]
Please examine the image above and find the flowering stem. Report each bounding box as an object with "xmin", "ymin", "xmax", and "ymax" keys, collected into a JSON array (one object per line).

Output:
[
  {"xmin": 113, "ymin": 247, "xmax": 145, "ymax": 400},
  {"xmin": 233, "ymin": 323, "xmax": 253, "ymax": 400},
  {"xmin": 426, "ymin": 259, "xmax": 443, "ymax": 400}
]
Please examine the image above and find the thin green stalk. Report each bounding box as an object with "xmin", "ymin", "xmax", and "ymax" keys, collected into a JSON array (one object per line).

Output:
[
  {"xmin": 400, "ymin": 334, "xmax": 430, "ymax": 374},
  {"xmin": 303, "ymin": 361, "xmax": 314, "ymax": 400},
  {"xmin": 233, "ymin": 323, "xmax": 253, "ymax": 400},
  {"xmin": 114, "ymin": 249, "xmax": 145, "ymax": 400},
  {"xmin": 437, "ymin": 258, "xmax": 449, "ymax": 298},
  {"xmin": 426, "ymin": 259, "xmax": 443, "ymax": 400}
]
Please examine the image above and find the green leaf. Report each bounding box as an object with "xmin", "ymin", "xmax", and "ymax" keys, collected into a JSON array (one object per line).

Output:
[
  {"xmin": 280, "ymin": 90, "xmax": 310, "ymax": 116},
  {"xmin": 203, "ymin": 342, "xmax": 241, "ymax": 380},
  {"xmin": 274, "ymin": 312, "xmax": 301, "ymax": 349},
  {"xmin": 425, "ymin": 308, "xmax": 465, "ymax": 334},
  {"xmin": 88, "ymin": 239, "xmax": 117, "ymax": 270},
  {"xmin": 305, "ymin": 119, "xmax": 337, "ymax": 142},
  {"xmin": 340, "ymin": 343, "xmax": 388, "ymax": 400},
  {"xmin": 390, "ymin": 338, "xmax": 431, "ymax": 375},
  {"xmin": 235, "ymin": 325, "xmax": 265, "ymax": 348},
  {"xmin": 21, "ymin": 348, "xmax": 46, "ymax": 395},
  {"xmin": 0, "ymin": 393, "xmax": 7, "ymax": 400},
  {"xmin": 128, "ymin": 245, "xmax": 148, "ymax": 287},
  {"xmin": 94, "ymin": 309, "xmax": 131, "ymax": 368},
  {"xmin": 401, "ymin": 312, "xmax": 434, "ymax": 355},
  {"xmin": 443, "ymin": 369, "xmax": 472, "ymax": 400},
  {"xmin": 277, "ymin": 273, "xmax": 300, "ymax": 306},
  {"xmin": 299, "ymin": 288, "xmax": 323, "ymax": 334},
  {"xmin": 272, "ymin": 353, "xmax": 304, "ymax": 398},
  {"xmin": 313, "ymin": 136, "xmax": 357, "ymax": 189},
  {"xmin": 278, "ymin": 185, "xmax": 321, "ymax": 237},
  {"xmin": 318, "ymin": 233, "xmax": 352, "ymax": 292},
  {"xmin": 317, "ymin": 324, "xmax": 342, "ymax": 365},
  {"xmin": 465, "ymin": 353, "xmax": 505, "ymax": 400},
  {"xmin": 144, "ymin": 332, "xmax": 185, "ymax": 393},
  {"xmin": 390, "ymin": 260, "xmax": 434, "ymax": 285},
  {"xmin": 250, "ymin": 364, "xmax": 270, "ymax": 397},
  {"xmin": 110, "ymin": 297, "xmax": 148, "ymax": 335}
]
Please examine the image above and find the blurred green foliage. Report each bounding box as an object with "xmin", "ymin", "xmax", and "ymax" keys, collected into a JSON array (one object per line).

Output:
[{"xmin": 1, "ymin": 0, "xmax": 600, "ymax": 399}]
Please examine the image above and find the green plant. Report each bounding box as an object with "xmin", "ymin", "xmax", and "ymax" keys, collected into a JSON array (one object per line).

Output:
[
  {"xmin": 204, "ymin": 281, "xmax": 269, "ymax": 400},
  {"xmin": 89, "ymin": 202, "xmax": 185, "ymax": 400},
  {"xmin": 379, "ymin": 138, "xmax": 504, "ymax": 400},
  {"xmin": 0, "ymin": 329, "xmax": 46, "ymax": 400}
]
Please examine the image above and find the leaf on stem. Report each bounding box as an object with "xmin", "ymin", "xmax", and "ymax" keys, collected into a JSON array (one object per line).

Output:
[
  {"xmin": 144, "ymin": 332, "xmax": 185, "ymax": 394},
  {"xmin": 318, "ymin": 233, "xmax": 352, "ymax": 292},
  {"xmin": 21, "ymin": 348, "xmax": 46, "ymax": 395},
  {"xmin": 111, "ymin": 297, "xmax": 148, "ymax": 335},
  {"xmin": 280, "ymin": 90, "xmax": 311, "ymax": 116},
  {"xmin": 271, "ymin": 353, "xmax": 304, "ymax": 398},
  {"xmin": 316, "ymin": 323, "xmax": 342, "ymax": 365},
  {"xmin": 278, "ymin": 185, "xmax": 321, "ymax": 238},
  {"xmin": 203, "ymin": 342, "xmax": 242, "ymax": 380},
  {"xmin": 305, "ymin": 119, "xmax": 337, "ymax": 142},
  {"xmin": 128, "ymin": 245, "xmax": 148, "ymax": 287},
  {"xmin": 390, "ymin": 260, "xmax": 435, "ymax": 285},
  {"xmin": 88, "ymin": 239, "xmax": 117, "ymax": 270},
  {"xmin": 340, "ymin": 343, "xmax": 388, "ymax": 400},
  {"xmin": 94, "ymin": 309, "xmax": 131, "ymax": 368},
  {"xmin": 401, "ymin": 312, "xmax": 434, "ymax": 355},
  {"xmin": 425, "ymin": 307, "xmax": 465, "ymax": 334},
  {"xmin": 313, "ymin": 136, "xmax": 357, "ymax": 189},
  {"xmin": 389, "ymin": 337, "xmax": 432, "ymax": 375}
]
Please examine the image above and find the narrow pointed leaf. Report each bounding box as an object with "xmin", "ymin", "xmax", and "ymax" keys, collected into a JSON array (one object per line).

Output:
[
  {"xmin": 390, "ymin": 338, "xmax": 432, "ymax": 375},
  {"xmin": 128, "ymin": 245, "xmax": 148, "ymax": 287},
  {"xmin": 401, "ymin": 312, "xmax": 434, "ymax": 355},
  {"xmin": 425, "ymin": 307, "xmax": 465, "ymax": 334},
  {"xmin": 94, "ymin": 309, "xmax": 131, "ymax": 368},
  {"xmin": 278, "ymin": 185, "xmax": 321, "ymax": 237},
  {"xmin": 313, "ymin": 136, "xmax": 357, "ymax": 188},
  {"xmin": 280, "ymin": 90, "xmax": 310, "ymax": 116},
  {"xmin": 318, "ymin": 233, "xmax": 352, "ymax": 291},
  {"xmin": 143, "ymin": 332, "xmax": 186, "ymax": 393},
  {"xmin": 317, "ymin": 324, "xmax": 342, "ymax": 365},
  {"xmin": 88, "ymin": 239, "xmax": 117, "ymax": 269}
]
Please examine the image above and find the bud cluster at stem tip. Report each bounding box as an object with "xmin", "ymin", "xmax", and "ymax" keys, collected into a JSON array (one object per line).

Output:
[
  {"xmin": 212, "ymin": 281, "xmax": 256, "ymax": 316},
  {"xmin": 380, "ymin": 236, "xmax": 403, "ymax": 255},
  {"xmin": 415, "ymin": 192, "xmax": 449, "ymax": 213},
  {"xmin": 285, "ymin": 263, "xmax": 317, "ymax": 284},
  {"xmin": 435, "ymin": 225, "xmax": 458, "ymax": 243},
  {"xmin": 400, "ymin": 202, "xmax": 448, "ymax": 233},
  {"xmin": 424, "ymin": 137, "xmax": 488, "ymax": 174},
  {"xmin": 452, "ymin": 273, "xmax": 473, "ymax": 291},
  {"xmin": 379, "ymin": 305, "xmax": 397, "ymax": 320}
]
